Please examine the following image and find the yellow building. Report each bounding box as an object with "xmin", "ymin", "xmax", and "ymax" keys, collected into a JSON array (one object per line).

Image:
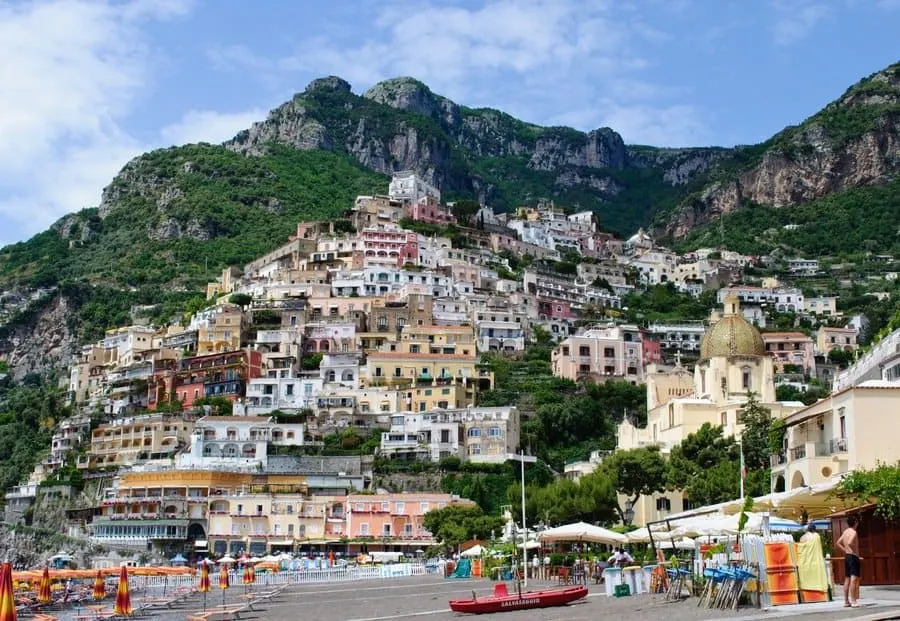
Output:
[
  {"xmin": 87, "ymin": 415, "xmax": 194, "ymax": 468},
  {"xmin": 195, "ymin": 305, "xmax": 246, "ymax": 354},
  {"xmin": 771, "ymin": 382, "xmax": 900, "ymax": 493},
  {"xmin": 616, "ymin": 295, "xmax": 803, "ymax": 527},
  {"xmin": 398, "ymin": 325, "xmax": 477, "ymax": 356}
]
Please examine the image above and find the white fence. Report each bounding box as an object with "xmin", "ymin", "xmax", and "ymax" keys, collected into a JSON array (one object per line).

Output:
[{"xmin": 131, "ymin": 563, "xmax": 427, "ymax": 591}]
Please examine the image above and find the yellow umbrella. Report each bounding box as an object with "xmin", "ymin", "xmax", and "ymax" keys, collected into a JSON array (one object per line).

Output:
[
  {"xmin": 0, "ymin": 562, "xmax": 16, "ymax": 621},
  {"xmin": 114, "ymin": 565, "xmax": 132, "ymax": 616}
]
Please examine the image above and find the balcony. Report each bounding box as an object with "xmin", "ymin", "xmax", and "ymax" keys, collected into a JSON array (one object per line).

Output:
[
  {"xmin": 770, "ymin": 453, "xmax": 786, "ymax": 467},
  {"xmin": 789, "ymin": 445, "xmax": 806, "ymax": 460}
]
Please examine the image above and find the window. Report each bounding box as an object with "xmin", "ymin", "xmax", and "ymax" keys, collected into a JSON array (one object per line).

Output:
[
  {"xmin": 579, "ymin": 345, "xmax": 590, "ymax": 356},
  {"xmin": 286, "ymin": 505, "xmax": 293, "ymax": 514},
  {"xmin": 741, "ymin": 367, "xmax": 751, "ymax": 390},
  {"xmin": 360, "ymin": 523, "xmax": 370, "ymax": 536},
  {"xmin": 383, "ymin": 524, "xmax": 391, "ymax": 536},
  {"xmin": 395, "ymin": 501, "xmax": 405, "ymax": 514},
  {"xmin": 720, "ymin": 412, "xmax": 727, "ymax": 426},
  {"xmin": 604, "ymin": 347, "xmax": 615, "ymax": 358},
  {"xmin": 487, "ymin": 427, "xmax": 502, "ymax": 437},
  {"xmin": 562, "ymin": 346, "xmax": 570, "ymax": 356},
  {"xmin": 288, "ymin": 524, "xmax": 294, "ymax": 535},
  {"xmin": 286, "ymin": 384, "xmax": 294, "ymax": 396},
  {"xmin": 420, "ymin": 502, "xmax": 429, "ymax": 512},
  {"xmin": 656, "ymin": 498, "xmax": 671, "ymax": 512},
  {"xmin": 467, "ymin": 428, "xmax": 481, "ymax": 437}
]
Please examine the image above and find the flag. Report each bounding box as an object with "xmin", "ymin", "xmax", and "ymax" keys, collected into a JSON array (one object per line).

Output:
[
  {"xmin": 37, "ymin": 565, "xmax": 51, "ymax": 604},
  {"xmin": 114, "ymin": 565, "xmax": 132, "ymax": 616},
  {"xmin": 0, "ymin": 562, "xmax": 16, "ymax": 621},
  {"xmin": 92, "ymin": 570, "xmax": 105, "ymax": 600}
]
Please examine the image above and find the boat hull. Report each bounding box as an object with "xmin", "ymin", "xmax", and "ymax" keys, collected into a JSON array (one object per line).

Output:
[{"xmin": 448, "ymin": 585, "xmax": 588, "ymax": 614}]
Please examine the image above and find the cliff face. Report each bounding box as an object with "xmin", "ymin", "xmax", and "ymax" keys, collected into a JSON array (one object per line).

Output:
[
  {"xmin": 663, "ymin": 62, "xmax": 900, "ymax": 238},
  {"xmin": 225, "ymin": 76, "xmax": 711, "ymax": 230},
  {"xmin": 0, "ymin": 293, "xmax": 79, "ymax": 381}
]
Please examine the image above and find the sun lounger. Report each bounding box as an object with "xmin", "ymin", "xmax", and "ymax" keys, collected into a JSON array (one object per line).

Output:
[{"xmin": 185, "ymin": 604, "xmax": 251, "ymax": 621}]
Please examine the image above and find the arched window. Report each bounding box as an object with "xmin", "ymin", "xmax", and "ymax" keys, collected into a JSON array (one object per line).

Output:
[
  {"xmin": 326, "ymin": 370, "xmax": 336, "ymax": 382},
  {"xmin": 741, "ymin": 366, "xmax": 752, "ymax": 390}
]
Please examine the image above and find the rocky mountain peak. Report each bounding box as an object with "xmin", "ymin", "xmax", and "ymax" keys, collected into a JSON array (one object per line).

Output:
[{"xmin": 304, "ymin": 76, "xmax": 352, "ymax": 95}]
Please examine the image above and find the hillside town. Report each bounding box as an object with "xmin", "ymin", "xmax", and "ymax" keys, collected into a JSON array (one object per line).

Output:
[{"xmin": 0, "ymin": 167, "xmax": 898, "ymax": 611}]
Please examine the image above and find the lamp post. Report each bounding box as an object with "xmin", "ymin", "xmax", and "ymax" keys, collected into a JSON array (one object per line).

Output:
[{"xmin": 623, "ymin": 506, "xmax": 635, "ymax": 526}]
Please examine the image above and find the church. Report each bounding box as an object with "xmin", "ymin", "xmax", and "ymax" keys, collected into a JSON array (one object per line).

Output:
[{"xmin": 616, "ymin": 295, "xmax": 804, "ymax": 526}]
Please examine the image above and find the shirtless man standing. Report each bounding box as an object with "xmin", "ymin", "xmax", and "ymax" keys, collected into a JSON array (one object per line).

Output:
[{"xmin": 836, "ymin": 515, "xmax": 861, "ymax": 607}]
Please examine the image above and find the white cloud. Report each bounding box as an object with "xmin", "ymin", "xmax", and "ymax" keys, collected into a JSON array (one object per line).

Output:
[
  {"xmin": 160, "ymin": 109, "xmax": 267, "ymax": 146},
  {"xmin": 0, "ymin": 0, "xmax": 196, "ymax": 246},
  {"xmin": 209, "ymin": 0, "xmax": 707, "ymax": 147},
  {"xmin": 770, "ymin": 0, "xmax": 830, "ymax": 46}
]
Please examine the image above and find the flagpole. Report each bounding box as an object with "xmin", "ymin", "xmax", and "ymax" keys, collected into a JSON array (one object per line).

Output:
[
  {"xmin": 739, "ymin": 438, "xmax": 745, "ymax": 500},
  {"xmin": 520, "ymin": 449, "xmax": 527, "ymax": 590}
]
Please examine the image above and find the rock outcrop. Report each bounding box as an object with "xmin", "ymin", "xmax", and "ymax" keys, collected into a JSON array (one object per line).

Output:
[
  {"xmin": 662, "ymin": 62, "xmax": 900, "ymax": 237},
  {"xmin": 0, "ymin": 292, "xmax": 80, "ymax": 380}
]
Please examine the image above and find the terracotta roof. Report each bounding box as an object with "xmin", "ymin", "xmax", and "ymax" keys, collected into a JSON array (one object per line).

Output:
[{"xmin": 819, "ymin": 327, "xmax": 857, "ymax": 332}]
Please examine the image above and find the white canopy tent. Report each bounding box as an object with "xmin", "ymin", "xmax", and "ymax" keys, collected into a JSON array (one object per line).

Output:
[
  {"xmin": 538, "ymin": 521, "xmax": 627, "ymax": 545},
  {"xmin": 460, "ymin": 545, "xmax": 485, "ymax": 557}
]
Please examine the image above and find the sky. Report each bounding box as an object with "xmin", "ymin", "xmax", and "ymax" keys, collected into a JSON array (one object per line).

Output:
[{"xmin": 0, "ymin": 0, "xmax": 898, "ymax": 247}]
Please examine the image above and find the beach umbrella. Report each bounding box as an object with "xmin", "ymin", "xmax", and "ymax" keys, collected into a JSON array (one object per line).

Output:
[
  {"xmin": 92, "ymin": 570, "xmax": 105, "ymax": 600},
  {"xmin": 114, "ymin": 565, "xmax": 132, "ymax": 616},
  {"xmin": 217, "ymin": 555, "xmax": 236, "ymax": 565},
  {"xmin": 538, "ymin": 521, "xmax": 628, "ymax": 545},
  {"xmin": 242, "ymin": 564, "xmax": 255, "ymax": 586},
  {"xmin": 218, "ymin": 566, "xmax": 230, "ymax": 609},
  {"xmin": 37, "ymin": 565, "xmax": 51, "ymax": 604},
  {"xmin": 0, "ymin": 562, "xmax": 16, "ymax": 621},
  {"xmin": 198, "ymin": 561, "xmax": 210, "ymax": 610}
]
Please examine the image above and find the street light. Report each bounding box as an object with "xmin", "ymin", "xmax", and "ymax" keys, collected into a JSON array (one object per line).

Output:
[{"xmin": 623, "ymin": 506, "xmax": 635, "ymax": 525}]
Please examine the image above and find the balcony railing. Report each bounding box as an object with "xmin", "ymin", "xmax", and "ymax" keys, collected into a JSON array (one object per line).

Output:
[
  {"xmin": 789, "ymin": 445, "xmax": 806, "ymax": 460},
  {"xmin": 770, "ymin": 453, "xmax": 786, "ymax": 467}
]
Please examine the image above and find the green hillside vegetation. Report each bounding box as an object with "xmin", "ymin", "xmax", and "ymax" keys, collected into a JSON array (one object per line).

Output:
[
  {"xmin": 0, "ymin": 145, "xmax": 387, "ymax": 290},
  {"xmin": 675, "ymin": 179, "xmax": 900, "ymax": 256}
]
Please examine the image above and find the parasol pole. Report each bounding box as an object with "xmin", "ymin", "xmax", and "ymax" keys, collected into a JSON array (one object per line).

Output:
[{"xmin": 520, "ymin": 449, "xmax": 528, "ymax": 591}]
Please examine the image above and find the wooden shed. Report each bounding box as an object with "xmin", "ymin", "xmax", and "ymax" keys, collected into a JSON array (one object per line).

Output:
[{"xmin": 830, "ymin": 504, "xmax": 900, "ymax": 585}]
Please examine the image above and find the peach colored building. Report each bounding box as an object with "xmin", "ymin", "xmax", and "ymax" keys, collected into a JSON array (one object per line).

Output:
[
  {"xmin": 551, "ymin": 325, "xmax": 644, "ymax": 383},
  {"xmin": 345, "ymin": 493, "xmax": 475, "ymax": 541},
  {"xmin": 816, "ymin": 326, "xmax": 859, "ymax": 355},
  {"xmin": 762, "ymin": 331, "xmax": 816, "ymax": 376}
]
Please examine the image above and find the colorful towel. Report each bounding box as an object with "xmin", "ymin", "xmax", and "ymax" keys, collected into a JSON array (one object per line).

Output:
[{"xmin": 796, "ymin": 535, "xmax": 828, "ymax": 593}]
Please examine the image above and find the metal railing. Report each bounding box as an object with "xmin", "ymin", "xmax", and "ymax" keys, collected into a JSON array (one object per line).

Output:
[{"xmin": 789, "ymin": 445, "xmax": 806, "ymax": 460}]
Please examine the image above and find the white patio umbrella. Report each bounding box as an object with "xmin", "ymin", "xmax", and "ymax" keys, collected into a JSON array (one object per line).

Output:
[
  {"xmin": 261, "ymin": 554, "xmax": 280, "ymax": 563},
  {"xmin": 519, "ymin": 540, "xmax": 541, "ymax": 550},
  {"xmin": 538, "ymin": 521, "xmax": 627, "ymax": 545},
  {"xmin": 657, "ymin": 537, "xmax": 697, "ymax": 551},
  {"xmin": 247, "ymin": 557, "xmax": 263, "ymax": 564},
  {"xmin": 625, "ymin": 525, "xmax": 670, "ymax": 543},
  {"xmin": 217, "ymin": 555, "xmax": 237, "ymax": 564},
  {"xmin": 460, "ymin": 545, "xmax": 484, "ymax": 557},
  {"xmin": 277, "ymin": 553, "xmax": 293, "ymax": 561}
]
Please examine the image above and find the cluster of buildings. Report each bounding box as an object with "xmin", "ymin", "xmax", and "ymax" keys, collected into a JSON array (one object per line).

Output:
[
  {"xmin": 566, "ymin": 294, "xmax": 899, "ymax": 529},
  {"xmin": 5, "ymin": 169, "xmax": 893, "ymax": 559}
]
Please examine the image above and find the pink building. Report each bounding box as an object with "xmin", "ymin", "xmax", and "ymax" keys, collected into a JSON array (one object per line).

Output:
[
  {"xmin": 345, "ymin": 493, "xmax": 475, "ymax": 543},
  {"xmin": 762, "ymin": 331, "xmax": 816, "ymax": 376},
  {"xmin": 360, "ymin": 229, "xmax": 419, "ymax": 267},
  {"xmin": 404, "ymin": 196, "xmax": 456, "ymax": 226},
  {"xmin": 551, "ymin": 325, "xmax": 644, "ymax": 383}
]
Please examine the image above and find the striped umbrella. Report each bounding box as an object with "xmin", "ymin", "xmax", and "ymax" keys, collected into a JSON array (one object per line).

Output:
[
  {"xmin": 218, "ymin": 567, "xmax": 229, "ymax": 609},
  {"xmin": 113, "ymin": 565, "xmax": 132, "ymax": 616},
  {"xmin": 92, "ymin": 570, "xmax": 105, "ymax": 600},
  {"xmin": 198, "ymin": 563, "xmax": 211, "ymax": 593},
  {"xmin": 242, "ymin": 564, "xmax": 255, "ymax": 585},
  {"xmin": 0, "ymin": 562, "xmax": 16, "ymax": 621},
  {"xmin": 37, "ymin": 566, "xmax": 51, "ymax": 604},
  {"xmin": 218, "ymin": 567, "xmax": 230, "ymax": 590}
]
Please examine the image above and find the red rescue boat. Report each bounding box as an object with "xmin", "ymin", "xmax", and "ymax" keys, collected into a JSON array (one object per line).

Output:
[{"xmin": 449, "ymin": 583, "xmax": 588, "ymax": 614}]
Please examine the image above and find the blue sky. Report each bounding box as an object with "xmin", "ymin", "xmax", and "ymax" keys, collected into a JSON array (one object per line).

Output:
[{"xmin": 0, "ymin": 0, "xmax": 898, "ymax": 247}]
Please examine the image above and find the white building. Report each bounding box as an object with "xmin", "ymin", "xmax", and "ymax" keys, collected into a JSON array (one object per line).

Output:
[
  {"xmin": 178, "ymin": 415, "xmax": 307, "ymax": 469},
  {"xmin": 242, "ymin": 376, "xmax": 323, "ymax": 416},
  {"xmin": 379, "ymin": 406, "xmax": 519, "ymax": 463},
  {"xmin": 389, "ymin": 171, "xmax": 441, "ymax": 204}
]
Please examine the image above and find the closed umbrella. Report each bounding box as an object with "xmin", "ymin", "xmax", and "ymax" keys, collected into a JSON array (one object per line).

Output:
[
  {"xmin": 0, "ymin": 562, "xmax": 16, "ymax": 621},
  {"xmin": 242, "ymin": 565, "xmax": 255, "ymax": 587},
  {"xmin": 92, "ymin": 570, "xmax": 105, "ymax": 600},
  {"xmin": 198, "ymin": 561, "xmax": 210, "ymax": 610},
  {"xmin": 37, "ymin": 566, "xmax": 51, "ymax": 604},
  {"xmin": 218, "ymin": 566, "xmax": 230, "ymax": 609},
  {"xmin": 114, "ymin": 565, "xmax": 132, "ymax": 616}
]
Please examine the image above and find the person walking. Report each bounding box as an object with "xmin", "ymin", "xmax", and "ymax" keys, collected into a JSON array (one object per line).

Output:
[{"xmin": 836, "ymin": 516, "xmax": 861, "ymax": 607}]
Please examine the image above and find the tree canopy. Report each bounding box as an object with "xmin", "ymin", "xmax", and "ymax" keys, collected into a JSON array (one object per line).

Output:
[
  {"xmin": 421, "ymin": 505, "xmax": 506, "ymax": 548},
  {"xmin": 838, "ymin": 463, "xmax": 900, "ymax": 522},
  {"xmin": 667, "ymin": 423, "xmax": 741, "ymax": 507},
  {"xmin": 596, "ymin": 446, "xmax": 668, "ymax": 522}
]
